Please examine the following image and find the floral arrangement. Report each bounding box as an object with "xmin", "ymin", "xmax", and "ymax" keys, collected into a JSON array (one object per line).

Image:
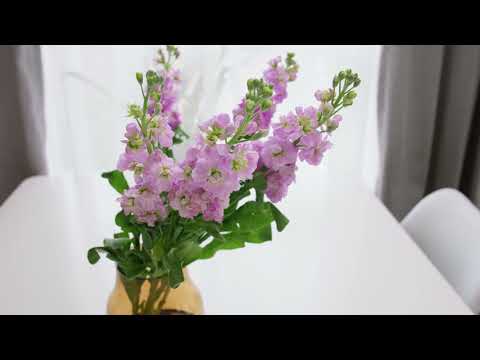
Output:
[{"xmin": 88, "ymin": 46, "xmax": 360, "ymax": 312}]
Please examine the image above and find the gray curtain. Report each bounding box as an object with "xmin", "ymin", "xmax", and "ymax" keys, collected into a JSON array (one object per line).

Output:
[
  {"xmin": 0, "ymin": 45, "xmax": 46, "ymax": 204},
  {"xmin": 377, "ymin": 45, "xmax": 480, "ymax": 220}
]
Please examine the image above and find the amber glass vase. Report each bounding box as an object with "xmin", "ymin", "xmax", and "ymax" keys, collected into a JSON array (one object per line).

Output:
[{"xmin": 107, "ymin": 268, "xmax": 204, "ymax": 315}]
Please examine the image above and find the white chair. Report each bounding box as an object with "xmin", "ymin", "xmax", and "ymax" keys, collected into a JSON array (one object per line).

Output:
[{"xmin": 402, "ymin": 188, "xmax": 480, "ymax": 313}]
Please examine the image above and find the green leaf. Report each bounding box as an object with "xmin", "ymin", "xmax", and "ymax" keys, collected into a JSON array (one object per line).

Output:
[
  {"xmin": 101, "ymin": 170, "xmax": 129, "ymax": 194},
  {"xmin": 166, "ymin": 253, "xmax": 184, "ymax": 288},
  {"xmin": 115, "ymin": 211, "xmax": 138, "ymax": 233},
  {"xmin": 232, "ymin": 201, "xmax": 274, "ymax": 232},
  {"xmin": 119, "ymin": 263, "xmax": 146, "ymax": 280},
  {"xmin": 242, "ymin": 224, "xmax": 272, "ymax": 244},
  {"xmin": 224, "ymin": 187, "xmax": 252, "ymax": 219},
  {"xmin": 269, "ymin": 203, "xmax": 289, "ymax": 232},
  {"xmin": 175, "ymin": 241, "xmax": 203, "ymax": 266},
  {"xmin": 203, "ymin": 222, "xmax": 225, "ymax": 242},
  {"xmin": 251, "ymin": 172, "xmax": 267, "ymax": 193},
  {"xmin": 87, "ymin": 247, "xmax": 101, "ymax": 264},
  {"xmin": 152, "ymin": 240, "xmax": 164, "ymax": 262},
  {"xmin": 199, "ymin": 237, "xmax": 246, "ymax": 260},
  {"xmin": 103, "ymin": 237, "xmax": 132, "ymax": 251},
  {"xmin": 120, "ymin": 275, "xmax": 144, "ymax": 313},
  {"xmin": 162, "ymin": 148, "xmax": 174, "ymax": 158},
  {"xmin": 171, "ymin": 226, "xmax": 183, "ymax": 244},
  {"xmin": 115, "ymin": 211, "xmax": 129, "ymax": 228},
  {"xmin": 141, "ymin": 230, "xmax": 153, "ymax": 250},
  {"xmin": 114, "ymin": 232, "xmax": 128, "ymax": 239},
  {"xmin": 173, "ymin": 126, "xmax": 190, "ymax": 145}
]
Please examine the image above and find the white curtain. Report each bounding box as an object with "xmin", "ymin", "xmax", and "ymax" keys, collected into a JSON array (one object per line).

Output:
[{"xmin": 41, "ymin": 45, "xmax": 380, "ymax": 191}]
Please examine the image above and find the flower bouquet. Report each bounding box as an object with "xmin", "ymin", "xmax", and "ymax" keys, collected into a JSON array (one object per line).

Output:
[{"xmin": 88, "ymin": 45, "xmax": 360, "ymax": 315}]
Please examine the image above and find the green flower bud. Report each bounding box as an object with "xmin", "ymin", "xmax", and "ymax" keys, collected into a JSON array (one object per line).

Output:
[
  {"xmin": 354, "ymin": 78, "xmax": 361, "ymax": 87},
  {"xmin": 338, "ymin": 71, "xmax": 346, "ymax": 80},
  {"xmin": 247, "ymin": 79, "xmax": 255, "ymax": 91},
  {"xmin": 146, "ymin": 70, "xmax": 158, "ymax": 86},
  {"xmin": 157, "ymin": 49, "xmax": 166, "ymax": 64},
  {"xmin": 343, "ymin": 98, "xmax": 353, "ymax": 107},
  {"xmin": 319, "ymin": 102, "xmax": 334, "ymax": 114},
  {"xmin": 261, "ymin": 99, "xmax": 272, "ymax": 111},
  {"xmin": 166, "ymin": 45, "xmax": 177, "ymax": 54},
  {"xmin": 318, "ymin": 113, "xmax": 327, "ymax": 126},
  {"xmin": 333, "ymin": 75, "xmax": 339, "ymax": 87},
  {"xmin": 346, "ymin": 91, "xmax": 357, "ymax": 100},
  {"xmin": 128, "ymin": 104, "xmax": 143, "ymax": 119},
  {"xmin": 174, "ymin": 47, "xmax": 180, "ymax": 59},
  {"xmin": 263, "ymin": 86, "xmax": 273, "ymax": 97},
  {"xmin": 246, "ymin": 99, "xmax": 256, "ymax": 112},
  {"xmin": 150, "ymin": 91, "xmax": 161, "ymax": 102},
  {"xmin": 136, "ymin": 72, "xmax": 143, "ymax": 85},
  {"xmin": 286, "ymin": 52, "xmax": 296, "ymax": 67}
]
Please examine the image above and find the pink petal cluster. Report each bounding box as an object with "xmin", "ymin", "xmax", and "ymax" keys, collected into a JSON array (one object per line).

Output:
[
  {"xmin": 232, "ymin": 55, "xmax": 299, "ymax": 136},
  {"xmin": 116, "ymin": 53, "xmax": 343, "ymax": 226},
  {"xmin": 168, "ymin": 143, "xmax": 258, "ymax": 222},
  {"xmin": 198, "ymin": 114, "xmax": 235, "ymax": 145},
  {"xmin": 148, "ymin": 68, "xmax": 182, "ymax": 130},
  {"xmin": 119, "ymin": 185, "xmax": 168, "ymax": 227}
]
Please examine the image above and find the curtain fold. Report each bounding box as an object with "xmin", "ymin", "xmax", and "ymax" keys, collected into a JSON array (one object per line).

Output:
[
  {"xmin": 0, "ymin": 45, "xmax": 46, "ymax": 204},
  {"xmin": 377, "ymin": 45, "xmax": 480, "ymax": 220}
]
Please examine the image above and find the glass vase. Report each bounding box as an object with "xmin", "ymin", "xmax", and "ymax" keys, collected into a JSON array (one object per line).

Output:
[{"xmin": 107, "ymin": 268, "xmax": 204, "ymax": 315}]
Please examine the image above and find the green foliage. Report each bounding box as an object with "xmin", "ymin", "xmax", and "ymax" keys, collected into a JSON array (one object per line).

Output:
[
  {"xmin": 101, "ymin": 170, "xmax": 129, "ymax": 194},
  {"xmin": 88, "ymin": 171, "xmax": 290, "ymax": 286},
  {"xmin": 87, "ymin": 247, "xmax": 101, "ymax": 264},
  {"xmin": 269, "ymin": 203, "xmax": 289, "ymax": 232},
  {"xmin": 173, "ymin": 126, "xmax": 190, "ymax": 145}
]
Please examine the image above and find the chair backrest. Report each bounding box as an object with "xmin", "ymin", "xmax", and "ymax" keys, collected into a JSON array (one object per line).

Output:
[{"xmin": 401, "ymin": 188, "xmax": 480, "ymax": 313}]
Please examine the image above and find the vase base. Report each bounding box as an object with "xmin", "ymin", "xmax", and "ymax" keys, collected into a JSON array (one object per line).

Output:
[{"xmin": 158, "ymin": 309, "xmax": 192, "ymax": 315}]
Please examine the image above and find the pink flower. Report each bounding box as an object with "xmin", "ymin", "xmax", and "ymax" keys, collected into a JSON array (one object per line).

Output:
[
  {"xmin": 233, "ymin": 100, "xmax": 257, "ymax": 136},
  {"xmin": 199, "ymin": 113, "xmax": 235, "ymax": 144},
  {"xmin": 147, "ymin": 115, "xmax": 174, "ymax": 148},
  {"xmin": 314, "ymin": 89, "xmax": 333, "ymax": 102},
  {"xmin": 251, "ymin": 141, "xmax": 265, "ymax": 170},
  {"xmin": 298, "ymin": 131, "xmax": 332, "ymax": 166},
  {"xmin": 118, "ymin": 184, "xmax": 168, "ymax": 227},
  {"xmin": 144, "ymin": 150, "xmax": 178, "ymax": 192},
  {"xmin": 272, "ymin": 112, "xmax": 301, "ymax": 141},
  {"xmin": 265, "ymin": 164, "xmax": 297, "ymax": 203},
  {"xmin": 168, "ymin": 184, "xmax": 203, "ymax": 219},
  {"xmin": 231, "ymin": 143, "xmax": 259, "ymax": 181},
  {"xmin": 263, "ymin": 56, "xmax": 295, "ymax": 106},
  {"xmin": 118, "ymin": 187, "xmax": 139, "ymax": 215},
  {"xmin": 200, "ymin": 193, "xmax": 230, "ymax": 223},
  {"xmin": 268, "ymin": 56, "xmax": 281, "ymax": 67},
  {"xmin": 122, "ymin": 123, "xmax": 144, "ymax": 150},
  {"xmin": 329, "ymin": 114, "xmax": 342, "ymax": 129},
  {"xmin": 174, "ymin": 147, "xmax": 201, "ymax": 184},
  {"xmin": 168, "ymin": 111, "xmax": 182, "ymax": 130},
  {"xmin": 294, "ymin": 106, "xmax": 319, "ymax": 136},
  {"xmin": 255, "ymin": 105, "xmax": 276, "ymax": 130},
  {"xmin": 158, "ymin": 68, "xmax": 181, "ymax": 114},
  {"xmin": 261, "ymin": 137, "xmax": 298, "ymax": 171},
  {"xmin": 117, "ymin": 147, "xmax": 149, "ymax": 175},
  {"xmin": 192, "ymin": 145, "xmax": 239, "ymax": 197}
]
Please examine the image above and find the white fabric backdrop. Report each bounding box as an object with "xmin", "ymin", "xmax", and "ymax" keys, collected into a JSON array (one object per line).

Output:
[{"xmin": 41, "ymin": 45, "xmax": 380, "ymax": 191}]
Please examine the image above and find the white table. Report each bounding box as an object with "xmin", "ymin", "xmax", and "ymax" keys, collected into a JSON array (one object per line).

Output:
[{"xmin": 0, "ymin": 172, "xmax": 472, "ymax": 314}]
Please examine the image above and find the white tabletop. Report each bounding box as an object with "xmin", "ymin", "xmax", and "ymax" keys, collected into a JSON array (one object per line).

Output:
[{"xmin": 0, "ymin": 172, "xmax": 472, "ymax": 314}]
